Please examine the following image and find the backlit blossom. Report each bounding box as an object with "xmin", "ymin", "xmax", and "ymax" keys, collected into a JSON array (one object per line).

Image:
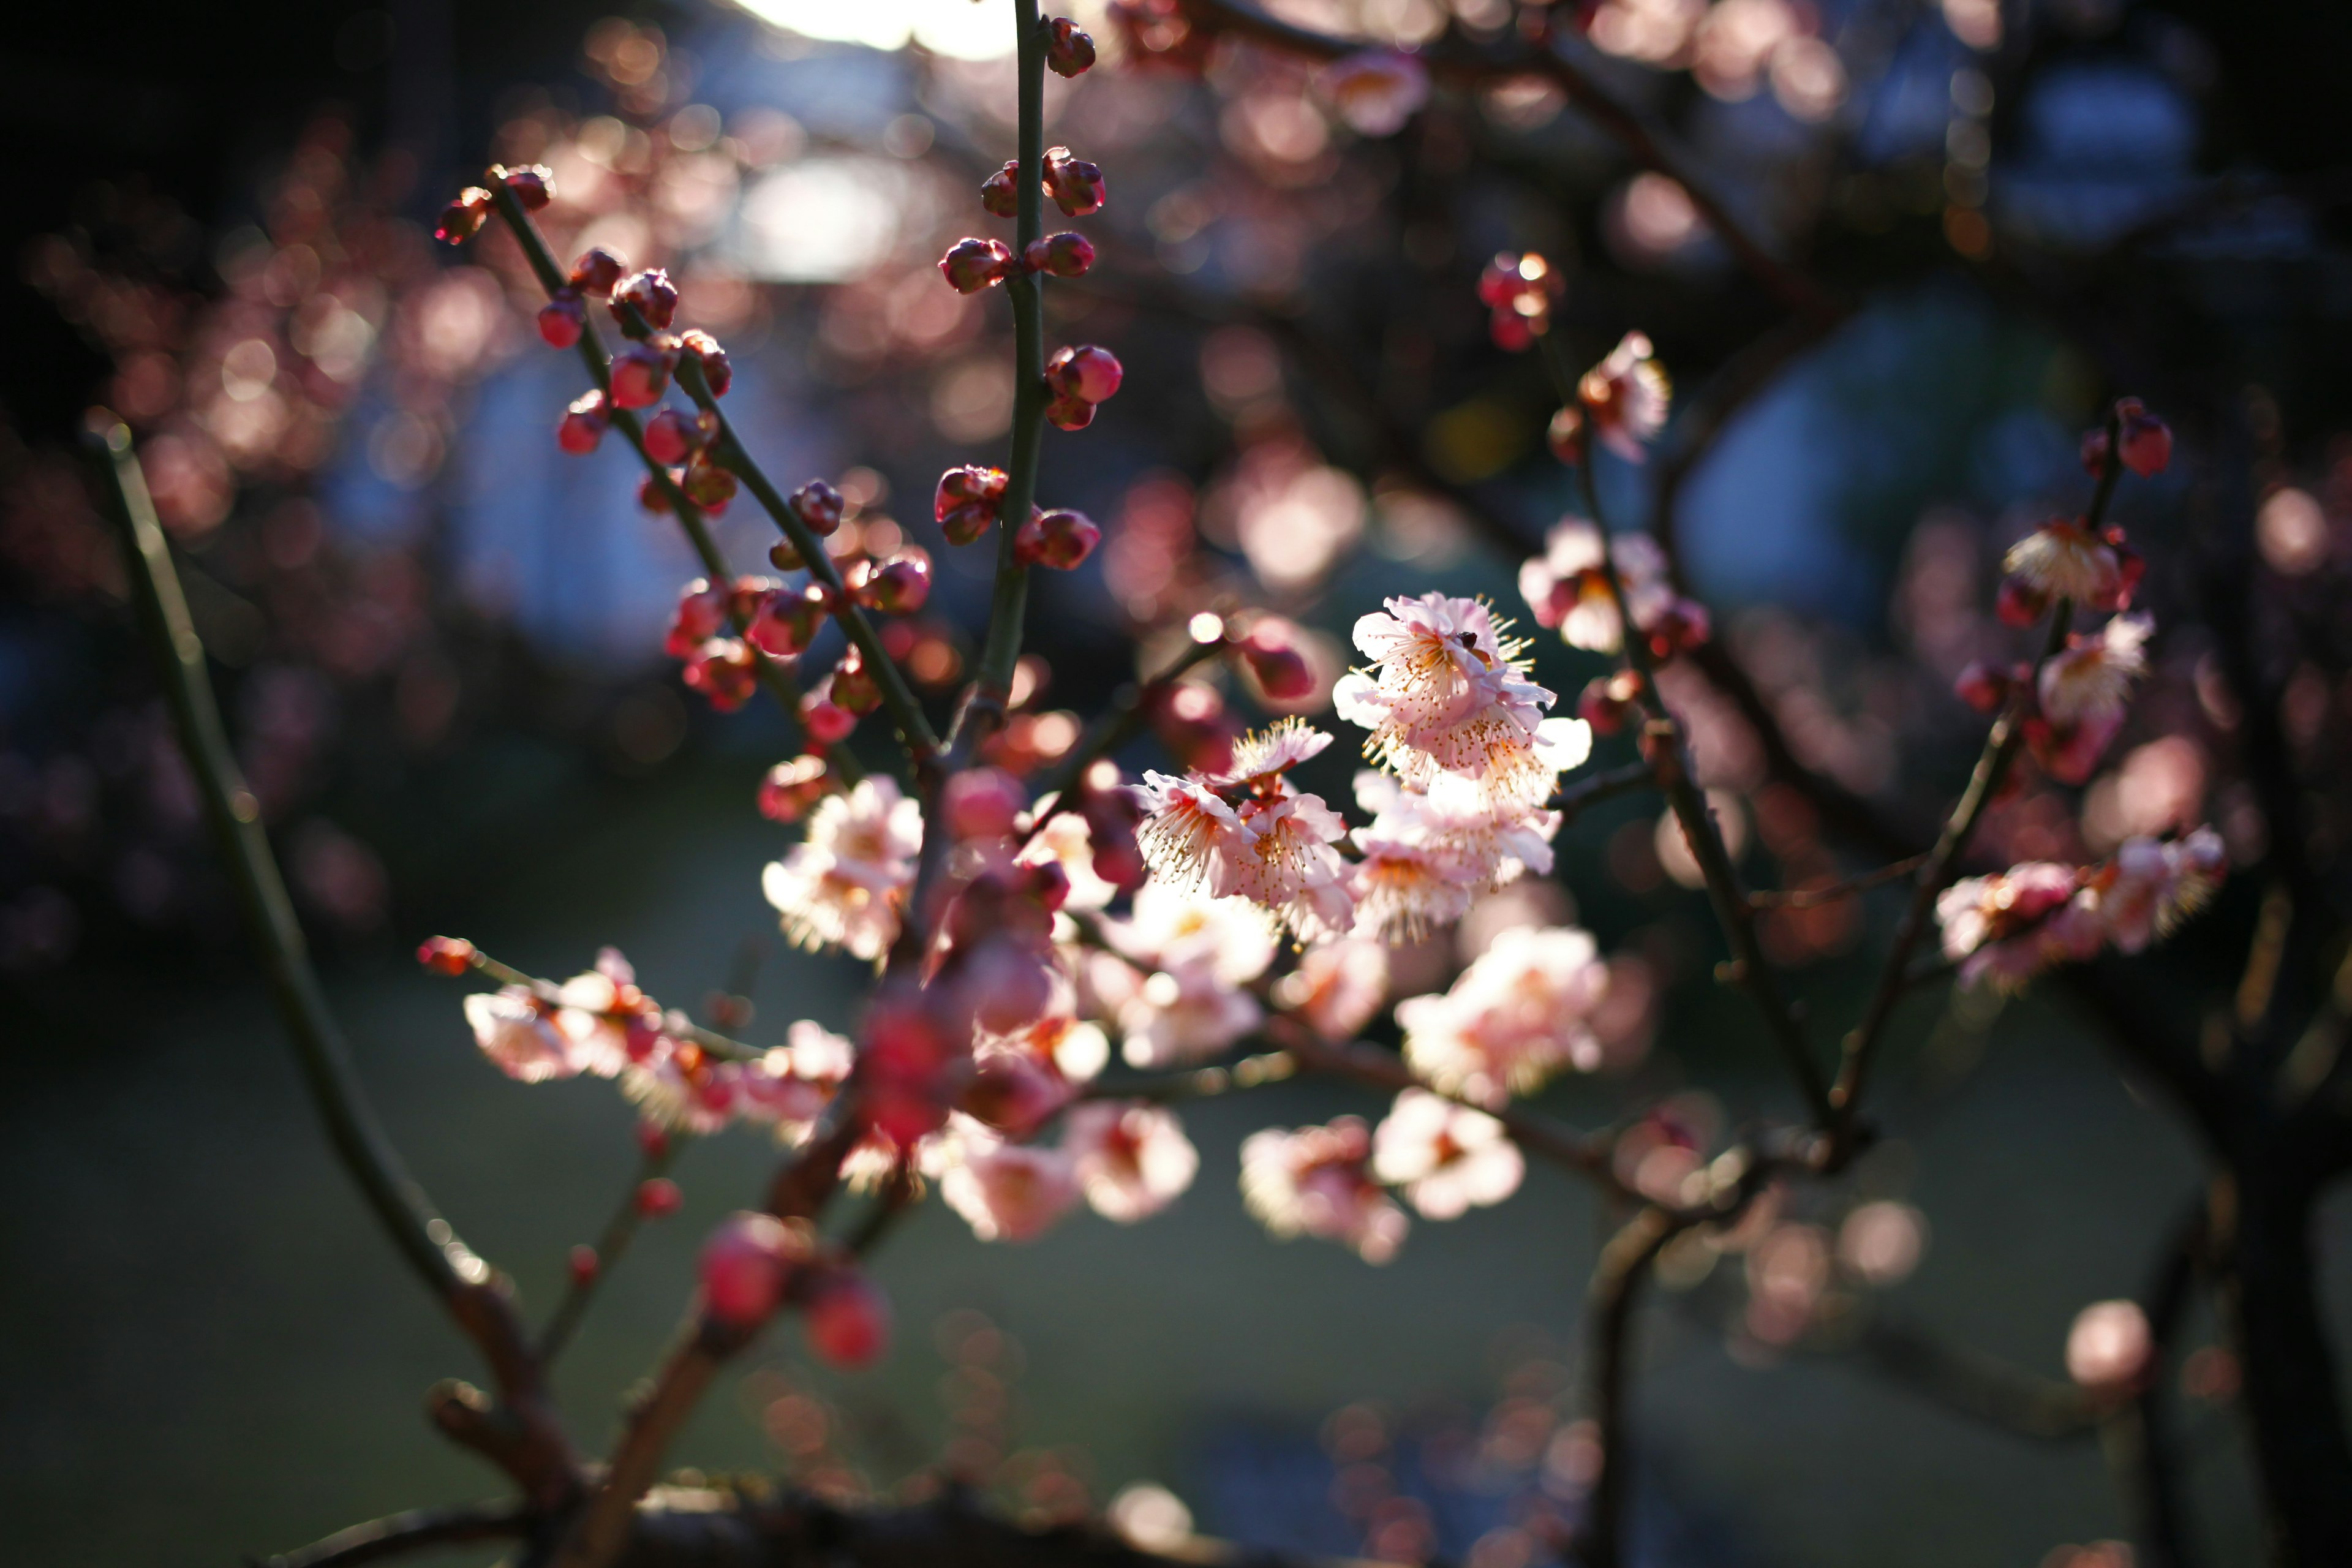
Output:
[
  {"xmin": 2004, "ymin": 521, "xmax": 2123, "ymax": 604},
  {"xmin": 1939, "ymin": 831, "xmax": 2225, "ymax": 992},
  {"xmin": 1936, "ymin": 862, "xmax": 2078, "ymax": 963},
  {"xmin": 762, "ymin": 777, "xmax": 924, "ymax": 960},
  {"xmin": 1017, "ymin": 810, "xmax": 1123, "ymax": 911},
  {"xmin": 1135, "ymin": 772, "xmax": 1254, "ymax": 896},
  {"xmin": 1371, "ymin": 1090, "xmax": 1526, "ymax": 1220},
  {"xmin": 1318, "ymin": 50, "xmax": 1430, "ymax": 137},
  {"xmin": 551, "ymin": 946, "xmax": 655, "ymax": 1077},
  {"xmin": 465, "ymin": 987, "xmax": 576, "ymax": 1082},
  {"xmin": 1352, "ymin": 771, "xmax": 1566, "ymax": 922},
  {"xmin": 1240, "ymin": 1117, "xmax": 1409, "ymax": 1263},
  {"xmin": 2040, "ymin": 614, "xmax": 2153, "ymax": 725},
  {"xmin": 1334, "ymin": 594, "xmax": 1579, "ymax": 813},
  {"xmin": 1228, "ymin": 784, "xmax": 1354, "ymax": 943},
  {"xmin": 2091, "ymin": 829, "xmax": 2226, "ymax": 954},
  {"xmin": 1064, "ymin": 1101, "xmax": 1201, "ymax": 1221},
  {"xmin": 1118, "ymin": 960, "xmax": 1264, "ymax": 1067},
  {"xmin": 1518, "ymin": 521, "xmax": 1694, "ymax": 656},
  {"xmin": 938, "ymin": 1120, "xmax": 1084, "ymax": 1242},
  {"xmin": 1213, "ymin": 716, "xmax": 1333, "ymax": 787},
  {"xmin": 1396, "ymin": 926, "xmax": 1610, "ymax": 1102},
  {"xmin": 1272, "ymin": 938, "xmax": 1391, "ymax": 1041},
  {"xmin": 1347, "ymin": 815, "xmax": 1482, "ymax": 942},
  {"xmin": 1578, "ymin": 332, "xmax": 1672, "ymax": 462}
]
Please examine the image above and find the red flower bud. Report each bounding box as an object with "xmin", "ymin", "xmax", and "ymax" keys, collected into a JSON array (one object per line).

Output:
[
  {"xmin": 803, "ymin": 1268, "xmax": 891, "ymax": 1368},
  {"xmin": 1575, "ymin": 676, "xmax": 1631, "ymax": 734},
  {"xmin": 758, "ymin": 755, "xmax": 830, "ymax": 822},
  {"xmin": 1240, "ymin": 619, "xmax": 1316, "ymax": 700},
  {"xmin": 1046, "ymin": 344, "xmax": 1123, "ymax": 404},
  {"xmin": 699, "ymin": 1211, "xmax": 799, "ymax": 1327},
  {"xmin": 610, "ymin": 341, "xmax": 672, "ymax": 409},
  {"xmin": 981, "ymin": 160, "xmax": 1022, "ymax": 219},
  {"xmin": 1014, "ymin": 507, "xmax": 1101, "ymax": 570},
  {"xmin": 1043, "ymin": 147, "xmax": 1107, "ymax": 216},
  {"xmin": 2079, "ymin": 426, "xmax": 2110, "ymax": 477},
  {"xmin": 613, "ymin": 268, "xmax": 680, "ymax": 333},
  {"xmin": 939, "ymin": 236, "xmax": 1017, "ymax": 294},
  {"xmin": 1953, "ymin": 660, "xmax": 2010, "ymax": 714},
  {"xmin": 636, "ymin": 1177, "xmax": 685, "ymax": 1217},
  {"xmin": 831, "ymin": 646, "xmax": 884, "ymax": 715},
  {"xmin": 681, "ymin": 453, "xmax": 738, "ymax": 511},
  {"xmin": 935, "ymin": 465, "xmax": 1009, "ymax": 545},
  {"xmin": 568, "ymin": 1244, "xmax": 600, "ymax": 1285},
  {"xmin": 558, "ymin": 389, "xmax": 611, "ymax": 454},
  {"xmin": 945, "ymin": 767, "xmax": 1026, "ymax": 840},
  {"xmin": 679, "ymin": 328, "xmax": 732, "ymax": 396},
  {"xmin": 860, "ymin": 551, "xmax": 933, "ymax": 614},
  {"xmin": 1046, "ymin": 391, "xmax": 1095, "ymax": 431},
  {"xmin": 1994, "ymin": 576, "xmax": 2048, "ymax": 628},
  {"xmin": 500, "ymin": 164, "xmax": 555, "ymax": 210},
  {"xmin": 435, "ymin": 187, "xmax": 491, "ymax": 244},
  {"xmin": 538, "ymin": 290, "xmax": 587, "ymax": 349},
  {"xmin": 2116, "ymin": 397, "xmax": 2171, "ymax": 478},
  {"xmin": 636, "ymin": 1121, "xmax": 671, "ymax": 1159},
  {"xmin": 639, "ymin": 473, "xmax": 675, "ymax": 514},
  {"xmin": 747, "ymin": 584, "xmax": 829, "ymax": 658},
  {"xmin": 803, "ymin": 698, "xmax": 857, "ymax": 745},
  {"xmin": 682, "ymin": 639, "xmax": 758, "ymax": 710},
  {"xmin": 644, "ymin": 408, "xmax": 701, "ymax": 466},
  {"xmin": 416, "ymin": 935, "xmax": 477, "ymax": 975},
  {"xmin": 570, "ymin": 246, "xmax": 627, "ymax": 295},
  {"xmin": 1024, "ymin": 231, "xmax": 1096, "ymax": 277},
  {"xmin": 1045, "ymin": 16, "xmax": 1098, "ymax": 75},
  {"xmin": 791, "ymin": 480, "xmax": 846, "ymax": 536}
]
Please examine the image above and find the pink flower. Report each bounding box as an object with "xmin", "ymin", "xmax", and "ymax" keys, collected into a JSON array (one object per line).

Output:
[
  {"xmin": 1577, "ymin": 332, "xmax": 1672, "ymax": 462},
  {"xmin": 939, "ymin": 1121, "xmax": 1084, "ymax": 1242},
  {"xmin": 1396, "ymin": 926, "xmax": 1610, "ymax": 1102},
  {"xmin": 1064, "ymin": 1101, "xmax": 1201, "ymax": 1221},
  {"xmin": 1240, "ymin": 1117, "xmax": 1409, "ymax": 1263},
  {"xmin": 1518, "ymin": 521, "xmax": 1690, "ymax": 656},
  {"xmin": 761, "ymin": 777, "xmax": 923, "ymax": 960},
  {"xmin": 1936, "ymin": 862, "xmax": 2079, "ymax": 962},
  {"xmin": 1271, "ymin": 938, "xmax": 1390, "ymax": 1041},
  {"xmin": 1318, "ymin": 50, "xmax": 1430, "ymax": 136},
  {"xmin": 2004, "ymin": 520, "xmax": 2126, "ymax": 606},
  {"xmin": 1228, "ymin": 784, "xmax": 1354, "ymax": 943},
  {"xmin": 464, "ymin": 987, "xmax": 575, "ymax": 1082},
  {"xmin": 2038, "ymin": 613, "xmax": 2153, "ymax": 726},
  {"xmin": 1135, "ymin": 774, "xmax": 1256, "ymax": 897},
  {"xmin": 1371, "ymin": 1090, "xmax": 1526, "ymax": 1220},
  {"xmin": 2093, "ymin": 829, "xmax": 2226, "ymax": 954},
  {"xmin": 1212, "ymin": 716, "xmax": 1332, "ymax": 788}
]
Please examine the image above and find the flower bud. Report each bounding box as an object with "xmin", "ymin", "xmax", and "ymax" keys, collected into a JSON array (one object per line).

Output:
[
  {"xmin": 1024, "ymin": 231, "xmax": 1096, "ymax": 277},
  {"xmin": 803, "ymin": 698, "xmax": 858, "ymax": 745},
  {"xmin": 748, "ymin": 583, "xmax": 829, "ymax": 658},
  {"xmin": 803, "ymin": 1268, "xmax": 891, "ymax": 1368},
  {"xmin": 1546, "ymin": 405, "xmax": 1584, "ymax": 464},
  {"xmin": 435, "ymin": 187, "xmax": 491, "ymax": 244},
  {"xmin": 538, "ymin": 290, "xmax": 587, "ymax": 349},
  {"xmin": 2116, "ymin": 398, "xmax": 2171, "ymax": 478},
  {"xmin": 500, "ymin": 164, "xmax": 555, "ymax": 210},
  {"xmin": 1953, "ymin": 660, "xmax": 2011, "ymax": 713},
  {"xmin": 667, "ymin": 578, "xmax": 730, "ymax": 657},
  {"xmin": 1240, "ymin": 618, "xmax": 1316, "ymax": 700},
  {"xmin": 610, "ymin": 342, "xmax": 673, "ymax": 409},
  {"xmin": 681, "ymin": 452, "xmax": 739, "ymax": 511},
  {"xmin": 636, "ymin": 1176, "xmax": 684, "ymax": 1217},
  {"xmin": 570, "ymin": 246, "xmax": 627, "ymax": 295},
  {"xmin": 860, "ymin": 551, "xmax": 933, "ymax": 614},
  {"xmin": 568, "ymin": 1244, "xmax": 600, "ymax": 1285},
  {"xmin": 939, "ymin": 236, "xmax": 1017, "ymax": 294},
  {"xmin": 636, "ymin": 1121, "xmax": 671, "ymax": 1159},
  {"xmin": 1014, "ymin": 507, "xmax": 1101, "ymax": 570},
  {"xmin": 758, "ymin": 755, "xmax": 831, "ymax": 822},
  {"xmin": 1152, "ymin": 682, "xmax": 1236, "ymax": 775},
  {"xmin": 558, "ymin": 389, "xmax": 611, "ymax": 454},
  {"xmin": 1043, "ymin": 147, "xmax": 1107, "ymax": 216},
  {"xmin": 699, "ymin": 1211, "xmax": 798, "ymax": 1327},
  {"xmin": 935, "ymin": 465, "xmax": 1009, "ymax": 545},
  {"xmin": 639, "ymin": 473, "xmax": 676, "ymax": 514},
  {"xmin": 1046, "ymin": 344, "xmax": 1123, "ymax": 404},
  {"xmin": 614, "ymin": 268, "xmax": 680, "ymax": 333},
  {"xmin": 679, "ymin": 329, "xmax": 732, "ymax": 396},
  {"xmin": 831, "ymin": 646, "xmax": 884, "ymax": 715},
  {"xmin": 981, "ymin": 160, "xmax": 1022, "ymax": 219},
  {"xmin": 1994, "ymin": 576, "xmax": 2049, "ymax": 628},
  {"xmin": 1045, "ymin": 16, "xmax": 1097, "ymax": 75},
  {"xmin": 682, "ymin": 639, "xmax": 758, "ymax": 710},
  {"xmin": 945, "ymin": 767, "xmax": 1025, "ymax": 840},
  {"xmin": 1046, "ymin": 391, "xmax": 1096, "ymax": 431},
  {"xmin": 791, "ymin": 480, "xmax": 846, "ymax": 536},
  {"xmin": 416, "ymin": 935, "xmax": 476, "ymax": 974},
  {"xmin": 644, "ymin": 408, "xmax": 701, "ymax": 466}
]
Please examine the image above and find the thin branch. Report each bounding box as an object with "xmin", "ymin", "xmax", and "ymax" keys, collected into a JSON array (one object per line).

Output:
[
  {"xmin": 1548, "ymin": 760, "xmax": 1656, "ymax": 821},
  {"xmin": 259, "ymin": 1499, "xmax": 530, "ymax": 1568},
  {"xmin": 92, "ymin": 421, "xmax": 576, "ymax": 1501},
  {"xmin": 1020, "ymin": 630, "xmax": 1230, "ymax": 848},
  {"xmin": 538, "ymin": 1137, "xmax": 684, "ymax": 1364},
  {"xmin": 1080, "ymin": 1049, "xmax": 1300, "ymax": 1104},
  {"xmin": 1577, "ymin": 1205, "xmax": 1687, "ymax": 1568},
  {"xmin": 1856, "ymin": 1318, "xmax": 2100, "ymax": 1442},
  {"xmin": 1749, "ymin": 854, "xmax": 1928, "ymax": 910}
]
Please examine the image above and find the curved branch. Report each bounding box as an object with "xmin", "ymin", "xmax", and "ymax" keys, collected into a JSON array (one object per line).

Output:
[{"xmin": 261, "ymin": 1499, "xmax": 530, "ymax": 1568}]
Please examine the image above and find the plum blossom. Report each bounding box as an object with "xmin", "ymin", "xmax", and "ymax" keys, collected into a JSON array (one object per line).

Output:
[
  {"xmin": 1334, "ymin": 594, "xmax": 1585, "ymax": 814},
  {"xmin": 1396, "ymin": 925, "xmax": 1611, "ymax": 1102},
  {"xmin": 1578, "ymin": 331, "xmax": 1672, "ymax": 462},
  {"xmin": 551, "ymin": 947, "xmax": 658, "ymax": 1076},
  {"xmin": 1271, "ymin": 938, "xmax": 1390, "ymax": 1041},
  {"xmin": 2089, "ymin": 829, "xmax": 2226, "ymax": 954},
  {"xmin": 938, "ymin": 1119, "xmax": 1084, "ymax": 1242},
  {"xmin": 1371, "ymin": 1090, "xmax": 1526, "ymax": 1220},
  {"xmin": 1317, "ymin": 50, "xmax": 1430, "ymax": 136},
  {"xmin": 1138, "ymin": 721, "xmax": 1354, "ymax": 942},
  {"xmin": 1118, "ymin": 961, "xmax": 1264, "ymax": 1067},
  {"xmin": 1348, "ymin": 770, "xmax": 1566, "ymax": 941},
  {"xmin": 1134, "ymin": 773, "xmax": 1254, "ymax": 896},
  {"xmin": 1939, "ymin": 830, "xmax": 2226, "ymax": 991},
  {"xmin": 465, "ymin": 987, "xmax": 576, "ymax": 1082},
  {"xmin": 1017, "ymin": 810, "xmax": 1122, "ymax": 910},
  {"xmin": 762, "ymin": 776, "xmax": 924, "ymax": 960},
  {"xmin": 1240, "ymin": 1117, "xmax": 1409, "ymax": 1263},
  {"xmin": 1518, "ymin": 521, "xmax": 1705, "ymax": 658},
  {"xmin": 1063, "ymin": 1101, "xmax": 1202, "ymax": 1221},
  {"xmin": 2040, "ymin": 614, "xmax": 2153, "ymax": 725}
]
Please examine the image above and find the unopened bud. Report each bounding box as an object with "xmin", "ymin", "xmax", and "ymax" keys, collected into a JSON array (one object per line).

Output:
[
  {"xmin": 945, "ymin": 767, "xmax": 1025, "ymax": 840},
  {"xmin": 614, "ymin": 268, "xmax": 680, "ymax": 333},
  {"xmin": 636, "ymin": 1177, "xmax": 685, "ymax": 1217},
  {"xmin": 644, "ymin": 408, "xmax": 701, "ymax": 466},
  {"xmin": 1045, "ymin": 391, "xmax": 1096, "ymax": 431},
  {"xmin": 570, "ymin": 246, "xmax": 627, "ymax": 295},
  {"xmin": 1240, "ymin": 619, "xmax": 1315, "ymax": 700},
  {"xmin": 747, "ymin": 584, "xmax": 828, "ymax": 657},
  {"xmin": 1994, "ymin": 576, "xmax": 2048, "ymax": 628},
  {"xmin": 981, "ymin": 160, "xmax": 1022, "ymax": 219},
  {"xmin": 803, "ymin": 698, "xmax": 858, "ymax": 745},
  {"xmin": 791, "ymin": 480, "xmax": 846, "ymax": 537},
  {"xmin": 1024, "ymin": 231, "xmax": 1096, "ymax": 277},
  {"xmin": 831, "ymin": 647, "xmax": 884, "ymax": 715},
  {"xmin": 635, "ymin": 1121, "xmax": 672, "ymax": 1159},
  {"xmin": 1044, "ymin": 16, "xmax": 1097, "ymax": 75},
  {"xmin": 679, "ymin": 329, "xmax": 732, "ymax": 397},
  {"xmin": 680, "ymin": 453, "xmax": 738, "ymax": 512},
  {"xmin": 416, "ymin": 935, "xmax": 477, "ymax": 975},
  {"xmin": 1953, "ymin": 660, "xmax": 2010, "ymax": 714},
  {"xmin": 538, "ymin": 290, "xmax": 587, "ymax": 349},
  {"xmin": 559, "ymin": 389, "xmax": 611, "ymax": 454},
  {"xmin": 1014, "ymin": 507, "xmax": 1101, "ymax": 570},
  {"xmin": 860, "ymin": 551, "xmax": 933, "ymax": 614},
  {"xmin": 435, "ymin": 187, "xmax": 491, "ymax": 245},
  {"xmin": 638, "ymin": 473, "xmax": 675, "ymax": 514},
  {"xmin": 1043, "ymin": 147, "xmax": 1107, "ymax": 217},
  {"xmin": 610, "ymin": 342, "xmax": 673, "ymax": 409},
  {"xmin": 1046, "ymin": 344, "xmax": 1123, "ymax": 404},
  {"xmin": 500, "ymin": 164, "xmax": 555, "ymax": 210},
  {"xmin": 940, "ymin": 236, "xmax": 1017, "ymax": 294},
  {"xmin": 2115, "ymin": 398, "xmax": 2171, "ymax": 478},
  {"xmin": 568, "ymin": 1244, "xmax": 600, "ymax": 1285},
  {"xmin": 758, "ymin": 755, "xmax": 831, "ymax": 822},
  {"xmin": 802, "ymin": 1268, "xmax": 891, "ymax": 1368},
  {"xmin": 682, "ymin": 639, "xmax": 758, "ymax": 711},
  {"xmin": 699, "ymin": 1211, "xmax": 798, "ymax": 1327}
]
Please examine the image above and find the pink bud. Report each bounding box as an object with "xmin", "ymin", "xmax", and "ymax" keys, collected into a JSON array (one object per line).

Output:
[
  {"xmin": 679, "ymin": 328, "xmax": 732, "ymax": 396},
  {"xmin": 501, "ymin": 164, "xmax": 555, "ymax": 210},
  {"xmin": 682, "ymin": 639, "xmax": 758, "ymax": 710},
  {"xmin": 614, "ymin": 268, "xmax": 680, "ymax": 333},
  {"xmin": 1576, "ymin": 677, "xmax": 1630, "ymax": 735},
  {"xmin": 1045, "ymin": 17, "xmax": 1098, "ymax": 76},
  {"xmin": 1046, "ymin": 391, "xmax": 1096, "ymax": 431},
  {"xmin": 644, "ymin": 408, "xmax": 700, "ymax": 466},
  {"xmin": 1995, "ymin": 576, "xmax": 2048, "ymax": 628},
  {"xmin": 416, "ymin": 935, "xmax": 476, "ymax": 975},
  {"xmin": 538, "ymin": 290, "xmax": 587, "ymax": 349},
  {"xmin": 568, "ymin": 1244, "xmax": 600, "ymax": 1285},
  {"xmin": 636, "ymin": 1121, "xmax": 672, "ymax": 1159},
  {"xmin": 559, "ymin": 389, "xmax": 611, "ymax": 454},
  {"xmin": 2116, "ymin": 398, "xmax": 2171, "ymax": 478},
  {"xmin": 981, "ymin": 161, "xmax": 1021, "ymax": 219},
  {"xmin": 699, "ymin": 1212, "xmax": 798, "ymax": 1327},
  {"xmin": 935, "ymin": 466, "xmax": 1009, "ymax": 546},
  {"xmin": 1046, "ymin": 344, "xmax": 1123, "ymax": 404},
  {"xmin": 1024, "ymin": 232, "xmax": 1096, "ymax": 277},
  {"xmin": 1953, "ymin": 660, "xmax": 2010, "ymax": 713},
  {"xmin": 636, "ymin": 1177, "xmax": 684, "ymax": 1217},
  {"xmin": 747, "ymin": 585, "xmax": 826, "ymax": 658},
  {"xmin": 666, "ymin": 577, "xmax": 730, "ymax": 657},
  {"xmin": 945, "ymin": 767, "xmax": 1025, "ymax": 840},
  {"xmin": 435, "ymin": 187, "xmax": 491, "ymax": 244},
  {"xmin": 680, "ymin": 453, "xmax": 738, "ymax": 512},
  {"xmin": 940, "ymin": 236, "xmax": 1017, "ymax": 294},
  {"xmin": 639, "ymin": 473, "xmax": 675, "ymax": 515},
  {"xmin": 1014, "ymin": 508, "xmax": 1101, "ymax": 570},
  {"xmin": 2079, "ymin": 426, "xmax": 2111, "ymax": 477},
  {"xmin": 860, "ymin": 552, "xmax": 933, "ymax": 614},
  {"xmin": 759, "ymin": 755, "xmax": 830, "ymax": 822},
  {"xmin": 804, "ymin": 698, "xmax": 858, "ymax": 745},
  {"xmin": 791, "ymin": 480, "xmax": 845, "ymax": 537},
  {"xmin": 1042, "ymin": 146, "xmax": 1107, "ymax": 216},
  {"xmin": 610, "ymin": 342, "xmax": 672, "ymax": 409},
  {"xmin": 570, "ymin": 247, "xmax": 627, "ymax": 295},
  {"xmin": 1241, "ymin": 620, "xmax": 1315, "ymax": 699},
  {"xmin": 830, "ymin": 646, "xmax": 884, "ymax": 715},
  {"xmin": 803, "ymin": 1269, "xmax": 891, "ymax": 1368}
]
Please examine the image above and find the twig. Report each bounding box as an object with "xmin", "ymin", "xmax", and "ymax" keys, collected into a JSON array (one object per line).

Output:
[
  {"xmin": 456, "ymin": 945, "xmax": 761, "ymax": 1063},
  {"xmin": 92, "ymin": 421, "xmax": 577, "ymax": 1501},
  {"xmin": 1548, "ymin": 760, "xmax": 1656, "ymax": 821},
  {"xmin": 1080, "ymin": 1050, "xmax": 1300, "ymax": 1103},
  {"xmin": 1020, "ymin": 631, "xmax": 1230, "ymax": 847},
  {"xmin": 259, "ymin": 1498, "xmax": 530, "ymax": 1568},
  {"xmin": 1856, "ymin": 1319, "xmax": 2100, "ymax": 1442},
  {"xmin": 1577, "ymin": 1205, "xmax": 1687, "ymax": 1568},
  {"xmin": 1749, "ymin": 854, "xmax": 1929, "ymax": 910},
  {"xmin": 537, "ymin": 1137, "xmax": 684, "ymax": 1364}
]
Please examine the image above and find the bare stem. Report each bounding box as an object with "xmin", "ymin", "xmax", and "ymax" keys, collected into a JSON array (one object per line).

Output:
[
  {"xmin": 1749, "ymin": 854, "xmax": 1929, "ymax": 909},
  {"xmin": 1577, "ymin": 1205, "xmax": 1686, "ymax": 1568},
  {"xmin": 262, "ymin": 1498, "xmax": 530, "ymax": 1568},
  {"xmin": 537, "ymin": 1137, "xmax": 684, "ymax": 1365}
]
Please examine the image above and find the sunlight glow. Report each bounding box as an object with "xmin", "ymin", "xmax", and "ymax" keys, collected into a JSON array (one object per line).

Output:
[{"xmin": 730, "ymin": 0, "xmax": 1014, "ymax": 59}]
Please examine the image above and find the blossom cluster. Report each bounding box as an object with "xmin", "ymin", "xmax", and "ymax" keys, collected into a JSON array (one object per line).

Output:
[{"xmin": 1936, "ymin": 829, "xmax": 2226, "ymax": 992}]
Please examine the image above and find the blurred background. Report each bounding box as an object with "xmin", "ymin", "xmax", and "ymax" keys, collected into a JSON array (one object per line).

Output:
[{"xmin": 4, "ymin": 0, "xmax": 2351, "ymax": 1563}]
